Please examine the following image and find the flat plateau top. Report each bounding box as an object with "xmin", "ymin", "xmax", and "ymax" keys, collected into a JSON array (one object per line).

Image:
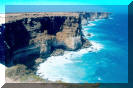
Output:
[{"xmin": 2, "ymin": 12, "xmax": 80, "ymax": 23}]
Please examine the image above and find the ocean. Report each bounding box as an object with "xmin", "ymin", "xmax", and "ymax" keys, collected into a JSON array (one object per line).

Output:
[{"xmin": 36, "ymin": 13, "xmax": 128, "ymax": 83}]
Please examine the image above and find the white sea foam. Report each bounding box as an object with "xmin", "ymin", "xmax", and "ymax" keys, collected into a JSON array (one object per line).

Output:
[
  {"xmin": 36, "ymin": 40, "xmax": 103, "ymax": 82},
  {"xmin": 82, "ymin": 27, "xmax": 95, "ymax": 38},
  {"xmin": 98, "ymin": 77, "xmax": 102, "ymax": 81},
  {"xmin": 37, "ymin": 18, "xmax": 104, "ymax": 82},
  {"xmin": 109, "ymin": 17, "xmax": 113, "ymax": 20},
  {"xmin": 82, "ymin": 30, "xmax": 88, "ymax": 36},
  {"xmin": 83, "ymin": 27, "xmax": 90, "ymax": 31},
  {"xmin": 89, "ymin": 33, "xmax": 95, "ymax": 37},
  {"xmin": 82, "ymin": 21, "xmax": 96, "ymax": 28},
  {"xmin": 94, "ymin": 19, "xmax": 101, "ymax": 22},
  {"xmin": 87, "ymin": 23, "xmax": 96, "ymax": 26}
]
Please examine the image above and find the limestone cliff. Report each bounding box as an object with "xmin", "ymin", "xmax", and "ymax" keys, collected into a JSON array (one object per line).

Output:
[
  {"xmin": 80, "ymin": 12, "xmax": 110, "ymax": 25},
  {"xmin": 2, "ymin": 12, "xmax": 110, "ymax": 66}
]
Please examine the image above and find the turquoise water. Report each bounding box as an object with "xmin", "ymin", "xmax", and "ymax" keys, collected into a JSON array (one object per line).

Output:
[{"xmin": 37, "ymin": 14, "xmax": 128, "ymax": 83}]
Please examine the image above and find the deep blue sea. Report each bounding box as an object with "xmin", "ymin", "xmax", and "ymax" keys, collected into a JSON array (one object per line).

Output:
[{"xmin": 37, "ymin": 13, "xmax": 128, "ymax": 83}]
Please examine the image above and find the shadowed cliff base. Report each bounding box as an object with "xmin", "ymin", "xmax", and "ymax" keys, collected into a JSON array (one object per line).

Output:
[
  {"xmin": 2, "ymin": 12, "xmax": 110, "ymax": 83},
  {"xmin": 0, "ymin": 24, "xmax": 5, "ymax": 65}
]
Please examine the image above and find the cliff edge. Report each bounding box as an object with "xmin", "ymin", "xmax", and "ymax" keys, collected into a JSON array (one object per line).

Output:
[{"xmin": 1, "ymin": 12, "xmax": 110, "ymax": 67}]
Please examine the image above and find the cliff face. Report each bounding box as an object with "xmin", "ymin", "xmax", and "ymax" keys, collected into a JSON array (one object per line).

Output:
[
  {"xmin": 80, "ymin": 12, "xmax": 110, "ymax": 25},
  {"xmin": 3, "ymin": 12, "xmax": 109, "ymax": 66}
]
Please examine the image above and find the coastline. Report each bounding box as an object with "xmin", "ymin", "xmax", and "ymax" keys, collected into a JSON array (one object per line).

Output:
[
  {"xmin": 0, "ymin": 12, "xmax": 110, "ymax": 83},
  {"xmin": 36, "ymin": 19, "xmax": 104, "ymax": 83},
  {"xmin": 4, "ymin": 17, "xmax": 102, "ymax": 83}
]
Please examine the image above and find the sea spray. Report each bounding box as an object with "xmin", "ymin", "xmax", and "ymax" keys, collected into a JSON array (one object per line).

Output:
[
  {"xmin": 36, "ymin": 18, "xmax": 104, "ymax": 82},
  {"xmin": 36, "ymin": 14, "xmax": 128, "ymax": 83},
  {"xmin": 36, "ymin": 40, "xmax": 103, "ymax": 82}
]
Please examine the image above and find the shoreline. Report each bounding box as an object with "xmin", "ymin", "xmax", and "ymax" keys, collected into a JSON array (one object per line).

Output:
[
  {"xmin": 1, "ymin": 12, "xmax": 109, "ymax": 83},
  {"xmin": 36, "ymin": 19, "xmax": 104, "ymax": 83},
  {"xmin": 5, "ymin": 18, "xmax": 103, "ymax": 83}
]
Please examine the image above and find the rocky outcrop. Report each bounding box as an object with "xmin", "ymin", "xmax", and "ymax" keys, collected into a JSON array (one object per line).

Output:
[
  {"xmin": 2, "ymin": 12, "xmax": 110, "ymax": 66},
  {"xmin": 80, "ymin": 12, "xmax": 110, "ymax": 25},
  {"xmin": 50, "ymin": 49, "xmax": 64, "ymax": 56}
]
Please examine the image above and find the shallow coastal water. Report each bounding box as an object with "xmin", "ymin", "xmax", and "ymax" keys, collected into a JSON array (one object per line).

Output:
[{"xmin": 37, "ymin": 14, "xmax": 128, "ymax": 83}]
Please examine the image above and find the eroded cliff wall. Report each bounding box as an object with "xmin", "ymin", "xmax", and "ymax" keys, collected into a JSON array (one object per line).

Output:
[
  {"xmin": 2, "ymin": 12, "xmax": 109, "ymax": 66},
  {"xmin": 4, "ymin": 13, "xmax": 82, "ymax": 66},
  {"xmin": 80, "ymin": 12, "xmax": 110, "ymax": 25}
]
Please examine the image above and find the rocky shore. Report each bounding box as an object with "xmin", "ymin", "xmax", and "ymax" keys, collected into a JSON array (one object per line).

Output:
[{"xmin": 0, "ymin": 12, "xmax": 110, "ymax": 83}]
